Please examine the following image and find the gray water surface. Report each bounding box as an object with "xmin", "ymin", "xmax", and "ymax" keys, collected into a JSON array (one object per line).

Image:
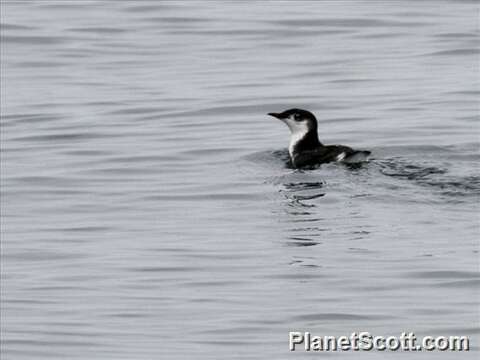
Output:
[{"xmin": 1, "ymin": 1, "xmax": 479, "ymax": 359}]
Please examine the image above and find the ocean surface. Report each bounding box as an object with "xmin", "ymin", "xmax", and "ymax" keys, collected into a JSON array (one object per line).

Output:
[{"xmin": 1, "ymin": 1, "xmax": 479, "ymax": 359}]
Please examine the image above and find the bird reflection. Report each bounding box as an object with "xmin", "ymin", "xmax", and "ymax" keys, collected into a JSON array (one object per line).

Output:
[{"xmin": 279, "ymin": 179, "xmax": 326, "ymax": 247}]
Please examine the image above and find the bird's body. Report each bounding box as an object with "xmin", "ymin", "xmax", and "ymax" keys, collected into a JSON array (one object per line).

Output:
[
  {"xmin": 290, "ymin": 144, "xmax": 370, "ymax": 168},
  {"xmin": 268, "ymin": 108, "xmax": 370, "ymax": 168}
]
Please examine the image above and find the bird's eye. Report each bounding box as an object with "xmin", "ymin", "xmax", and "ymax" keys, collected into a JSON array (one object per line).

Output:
[{"xmin": 294, "ymin": 113, "xmax": 301, "ymax": 121}]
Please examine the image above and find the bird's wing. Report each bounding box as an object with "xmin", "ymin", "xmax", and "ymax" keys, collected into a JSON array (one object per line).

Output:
[{"xmin": 292, "ymin": 145, "xmax": 357, "ymax": 168}]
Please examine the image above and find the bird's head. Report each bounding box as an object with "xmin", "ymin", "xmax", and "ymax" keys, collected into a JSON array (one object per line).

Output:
[{"xmin": 268, "ymin": 108, "xmax": 318, "ymax": 135}]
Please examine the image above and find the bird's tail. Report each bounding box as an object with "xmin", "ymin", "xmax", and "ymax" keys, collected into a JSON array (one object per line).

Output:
[{"xmin": 344, "ymin": 150, "xmax": 371, "ymax": 163}]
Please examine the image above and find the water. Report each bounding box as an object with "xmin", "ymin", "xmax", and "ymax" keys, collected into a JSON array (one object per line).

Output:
[{"xmin": 1, "ymin": 1, "xmax": 479, "ymax": 359}]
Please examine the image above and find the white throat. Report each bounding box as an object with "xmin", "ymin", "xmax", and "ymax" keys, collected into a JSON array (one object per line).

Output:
[{"xmin": 288, "ymin": 129, "xmax": 308, "ymax": 158}]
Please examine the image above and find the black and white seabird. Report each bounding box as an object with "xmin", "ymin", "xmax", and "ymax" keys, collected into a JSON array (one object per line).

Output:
[{"xmin": 268, "ymin": 108, "xmax": 371, "ymax": 168}]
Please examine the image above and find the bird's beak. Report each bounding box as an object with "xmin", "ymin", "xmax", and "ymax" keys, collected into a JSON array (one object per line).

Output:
[{"xmin": 268, "ymin": 112, "xmax": 281, "ymax": 119}]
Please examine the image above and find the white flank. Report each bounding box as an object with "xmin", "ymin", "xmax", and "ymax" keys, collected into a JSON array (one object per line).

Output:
[{"xmin": 335, "ymin": 152, "xmax": 346, "ymax": 161}]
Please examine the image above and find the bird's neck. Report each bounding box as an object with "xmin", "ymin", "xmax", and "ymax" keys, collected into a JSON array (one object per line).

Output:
[{"xmin": 289, "ymin": 130, "xmax": 322, "ymax": 157}]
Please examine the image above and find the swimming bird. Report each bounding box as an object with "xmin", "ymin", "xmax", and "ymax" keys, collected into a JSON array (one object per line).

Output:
[{"xmin": 268, "ymin": 108, "xmax": 371, "ymax": 168}]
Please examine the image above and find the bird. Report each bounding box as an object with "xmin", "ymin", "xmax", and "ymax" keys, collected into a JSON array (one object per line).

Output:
[{"xmin": 268, "ymin": 108, "xmax": 371, "ymax": 168}]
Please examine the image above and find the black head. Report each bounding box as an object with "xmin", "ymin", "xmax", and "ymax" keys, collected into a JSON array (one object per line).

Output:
[{"xmin": 268, "ymin": 108, "xmax": 318, "ymax": 133}]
